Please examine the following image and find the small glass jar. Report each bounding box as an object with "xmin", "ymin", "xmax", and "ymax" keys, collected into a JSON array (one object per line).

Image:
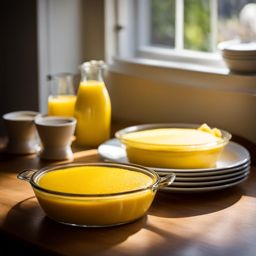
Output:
[{"xmin": 48, "ymin": 73, "xmax": 76, "ymax": 117}]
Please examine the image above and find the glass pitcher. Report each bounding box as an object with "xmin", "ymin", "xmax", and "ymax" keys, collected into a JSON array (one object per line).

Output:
[
  {"xmin": 74, "ymin": 60, "xmax": 111, "ymax": 147},
  {"xmin": 48, "ymin": 73, "xmax": 76, "ymax": 117}
]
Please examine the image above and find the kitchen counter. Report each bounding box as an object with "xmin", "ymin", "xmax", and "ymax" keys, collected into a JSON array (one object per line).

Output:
[{"xmin": 0, "ymin": 135, "xmax": 256, "ymax": 256}]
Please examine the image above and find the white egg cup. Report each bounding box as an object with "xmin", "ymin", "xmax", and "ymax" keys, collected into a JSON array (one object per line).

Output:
[
  {"xmin": 3, "ymin": 111, "xmax": 40, "ymax": 154},
  {"xmin": 35, "ymin": 116, "xmax": 76, "ymax": 160}
]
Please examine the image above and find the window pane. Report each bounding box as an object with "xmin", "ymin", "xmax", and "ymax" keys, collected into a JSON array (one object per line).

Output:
[
  {"xmin": 150, "ymin": 0, "xmax": 175, "ymax": 48},
  {"xmin": 218, "ymin": 0, "xmax": 256, "ymax": 42},
  {"xmin": 184, "ymin": 0, "xmax": 211, "ymax": 52}
]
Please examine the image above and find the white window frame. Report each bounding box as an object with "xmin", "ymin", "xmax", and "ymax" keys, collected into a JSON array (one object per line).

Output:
[
  {"xmin": 138, "ymin": 0, "xmax": 217, "ymax": 52},
  {"xmin": 136, "ymin": 0, "xmax": 219, "ymax": 66},
  {"xmin": 106, "ymin": 0, "xmax": 223, "ymax": 68}
]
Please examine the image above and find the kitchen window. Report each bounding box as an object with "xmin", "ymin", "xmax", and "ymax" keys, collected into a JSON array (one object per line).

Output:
[{"xmin": 106, "ymin": 0, "xmax": 256, "ymax": 71}]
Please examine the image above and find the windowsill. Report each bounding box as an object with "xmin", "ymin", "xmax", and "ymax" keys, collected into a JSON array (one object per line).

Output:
[
  {"xmin": 108, "ymin": 57, "xmax": 256, "ymax": 95},
  {"xmin": 113, "ymin": 56, "xmax": 229, "ymax": 74},
  {"xmin": 137, "ymin": 46, "xmax": 228, "ymax": 71}
]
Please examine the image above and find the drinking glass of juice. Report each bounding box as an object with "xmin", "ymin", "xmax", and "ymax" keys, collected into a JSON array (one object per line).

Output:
[{"xmin": 48, "ymin": 73, "xmax": 76, "ymax": 117}]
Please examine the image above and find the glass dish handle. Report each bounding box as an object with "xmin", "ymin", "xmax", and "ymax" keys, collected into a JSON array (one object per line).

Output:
[
  {"xmin": 153, "ymin": 173, "xmax": 176, "ymax": 191},
  {"xmin": 17, "ymin": 169, "xmax": 37, "ymax": 182}
]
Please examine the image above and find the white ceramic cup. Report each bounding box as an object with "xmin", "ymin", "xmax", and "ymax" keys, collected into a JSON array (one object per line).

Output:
[
  {"xmin": 3, "ymin": 111, "xmax": 40, "ymax": 154},
  {"xmin": 35, "ymin": 116, "xmax": 76, "ymax": 160}
]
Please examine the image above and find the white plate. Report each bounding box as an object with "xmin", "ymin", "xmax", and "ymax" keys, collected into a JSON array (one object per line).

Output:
[
  {"xmin": 157, "ymin": 162, "xmax": 250, "ymax": 177},
  {"xmin": 160, "ymin": 175, "xmax": 249, "ymax": 193},
  {"xmin": 168, "ymin": 167, "xmax": 250, "ymax": 181},
  {"xmin": 172, "ymin": 169, "xmax": 249, "ymax": 187},
  {"xmin": 98, "ymin": 139, "xmax": 250, "ymax": 173}
]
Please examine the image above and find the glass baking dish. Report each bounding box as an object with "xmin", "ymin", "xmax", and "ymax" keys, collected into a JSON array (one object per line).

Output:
[
  {"xmin": 18, "ymin": 162, "xmax": 175, "ymax": 227},
  {"xmin": 115, "ymin": 123, "xmax": 232, "ymax": 169}
]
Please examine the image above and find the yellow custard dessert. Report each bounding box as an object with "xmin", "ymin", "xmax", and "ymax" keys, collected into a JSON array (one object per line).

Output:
[
  {"xmin": 122, "ymin": 127, "xmax": 222, "ymax": 149},
  {"xmin": 34, "ymin": 165, "xmax": 156, "ymax": 226},
  {"xmin": 116, "ymin": 124, "xmax": 231, "ymax": 169},
  {"xmin": 38, "ymin": 166, "xmax": 153, "ymax": 194}
]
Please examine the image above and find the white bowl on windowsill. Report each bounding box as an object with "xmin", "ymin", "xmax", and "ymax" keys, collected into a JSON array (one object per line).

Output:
[{"xmin": 218, "ymin": 40, "xmax": 256, "ymax": 74}]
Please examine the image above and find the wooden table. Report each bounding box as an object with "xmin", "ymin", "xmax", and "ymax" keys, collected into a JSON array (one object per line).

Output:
[{"xmin": 0, "ymin": 137, "xmax": 256, "ymax": 256}]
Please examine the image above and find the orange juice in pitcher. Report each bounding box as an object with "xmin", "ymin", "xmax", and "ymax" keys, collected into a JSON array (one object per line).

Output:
[{"xmin": 74, "ymin": 60, "xmax": 111, "ymax": 147}]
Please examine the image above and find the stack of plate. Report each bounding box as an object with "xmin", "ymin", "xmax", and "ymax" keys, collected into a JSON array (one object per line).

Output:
[
  {"xmin": 218, "ymin": 39, "xmax": 256, "ymax": 73},
  {"xmin": 98, "ymin": 139, "xmax": 251, "ymax": 193}
]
